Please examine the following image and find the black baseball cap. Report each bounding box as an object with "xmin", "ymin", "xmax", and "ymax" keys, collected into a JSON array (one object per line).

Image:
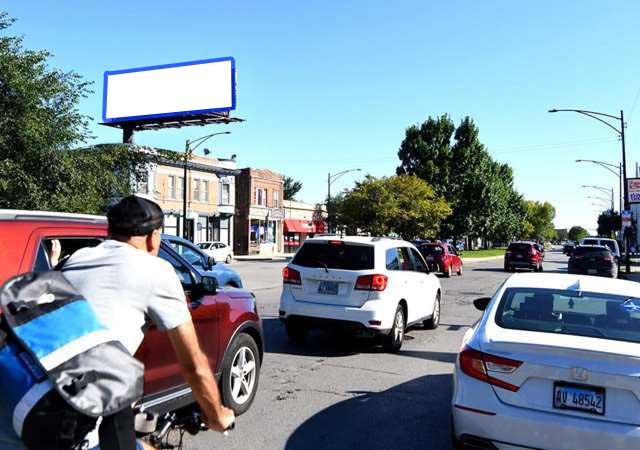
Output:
[{"xmin": 107, "ymin": 196, "xmax": 164, "ymax": 237}]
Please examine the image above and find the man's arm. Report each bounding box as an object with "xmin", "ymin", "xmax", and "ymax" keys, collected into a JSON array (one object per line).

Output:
[{"xmin": 167, "ymin": 319, "xmax": 235, "ymax": 432}]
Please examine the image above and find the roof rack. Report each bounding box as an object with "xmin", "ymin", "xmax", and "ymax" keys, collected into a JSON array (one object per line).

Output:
[{"xmin": 0, "ymin": 209, "xmax": 107, "ymax": 223}]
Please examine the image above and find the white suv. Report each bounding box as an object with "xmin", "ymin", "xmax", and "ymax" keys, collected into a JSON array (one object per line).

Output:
[
  {"xmin": 279, "ymin": 236, "xmax": 442, "ymax": 352},
  {"xmin": 579, "ymin": 237, "xmax": 620, "ymax": 260}
]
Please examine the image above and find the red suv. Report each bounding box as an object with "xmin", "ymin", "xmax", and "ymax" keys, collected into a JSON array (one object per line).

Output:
[
  {"xmin": 504, "ymin": 241, "xmax": 544, "ymax": 272},
  {"xmin": 0, "ymin": 210, "xmax": 263, "ymax": 431},
  {"xmin": 418, "ymin": 242, "xmax": 463, "ymax": 277}
]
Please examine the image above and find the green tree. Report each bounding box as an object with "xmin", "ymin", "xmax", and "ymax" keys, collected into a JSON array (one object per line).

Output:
[
  {"xmin": 555, "ymin": 229, "xmax": 569, "ymax": 241},
  {"xmin": 0, "ymin": 12, "xmax": 93, "ymax": 210},
  {"xmin": 597, "ymin": 210, "xmax": 621, "ymax": 238},
  {"xmin": 335, "ymin": 175, "xmax": 451, "ymax": 240},
  {"xmin": 396, "ymin": 114, "xmax": 455, "ymax": 197},
  {"xmin": 283, "ymin": 176, "xmax": 303, "ymax": 201},
  {"xmin": 568, "ymin": 225, "xmax": 589, "ymax": 242},
  {"xmin": 521, "ymin": 200, "xmax": 556, "ymax": 240}
]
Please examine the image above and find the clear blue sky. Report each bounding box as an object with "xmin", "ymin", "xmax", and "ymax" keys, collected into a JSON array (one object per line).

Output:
[{"xmin": 5, "ymin": 0, "xmax": 640, "ymax": 232}]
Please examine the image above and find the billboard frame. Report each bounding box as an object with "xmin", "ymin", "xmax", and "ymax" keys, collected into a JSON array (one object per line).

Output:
[
  {"xmin": 102, "ymin": 56, "xmax": 236, "ymax": 124},
  {"xmin": 628, "ymin": 177, "xmax": 640, "ymax": 205}
]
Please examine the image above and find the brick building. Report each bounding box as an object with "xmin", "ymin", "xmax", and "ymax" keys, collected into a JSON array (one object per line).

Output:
[
  {"xmin": 283, "ymin": 200, "xmax": 327, "ymax": 254},
  {"xmin": 234, "ymin": 168, "xmax": 284, "ymax": 255}
]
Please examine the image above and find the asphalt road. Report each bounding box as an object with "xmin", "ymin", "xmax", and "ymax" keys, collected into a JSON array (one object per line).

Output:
[{"xmin": 182, "ymin": 250, "xmax": 569, "ymax": 450}]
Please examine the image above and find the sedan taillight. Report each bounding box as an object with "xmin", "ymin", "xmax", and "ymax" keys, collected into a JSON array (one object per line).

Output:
[
  {"xmin": 354, "ymin": 274, "xmax": 388, "ymax": 291},
  {"xmin": 282, "ymin": 267, "xmax": 301, "ymax": 285},
  {"xmin": 459, "ymin": 346, "xmax": 522, "ymax": 392}
]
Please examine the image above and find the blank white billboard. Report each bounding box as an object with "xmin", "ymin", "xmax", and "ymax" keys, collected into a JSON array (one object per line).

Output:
[{"xmin": 102, "ymin": 57, "xmax": 236, "ymax": 123}]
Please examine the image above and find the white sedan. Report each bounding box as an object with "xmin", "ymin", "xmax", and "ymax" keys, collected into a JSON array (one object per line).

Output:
[
  {"xmin": 196, "ymin": 241, "xmax": 234, "ymax": 264},
  {"xmin": 452, "ymin": 273, "xmax": 640, "ymax": 450}
]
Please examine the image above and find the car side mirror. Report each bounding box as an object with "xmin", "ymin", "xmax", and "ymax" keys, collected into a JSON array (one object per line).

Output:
[
  {"xmin": 198, "ymin": 275, "xmax": 218, "ymax": 296},
  {"xmin": 473, "ymin": 297, "xmax": 491, "ymax": 311},
  {"xmin": 207, "ymin": 256, "xmax": 217, "ymax": 268}
]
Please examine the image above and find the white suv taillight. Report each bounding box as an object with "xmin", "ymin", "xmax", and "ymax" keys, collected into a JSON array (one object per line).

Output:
[
  {"xmin": 282, "ymin": 267, "xmax": 301, "ymax": 285},
  {"xmin": 354, "ymin": 274, "xmax": 388, "ymax": 291},
  {"xmin": 459, "ymin": 345, "xmax": 522, "ymax": 392}
]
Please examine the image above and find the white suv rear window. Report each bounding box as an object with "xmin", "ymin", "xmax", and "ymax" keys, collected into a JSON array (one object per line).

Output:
[{"xmin": 292, "ymin": 242, "xmax": 374, "ymax": 270}]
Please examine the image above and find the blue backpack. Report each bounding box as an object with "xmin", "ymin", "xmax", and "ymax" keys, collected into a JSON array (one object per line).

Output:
[{"xmin": 0, "ymin": 271, "xmax": 144, "ymax": 450}]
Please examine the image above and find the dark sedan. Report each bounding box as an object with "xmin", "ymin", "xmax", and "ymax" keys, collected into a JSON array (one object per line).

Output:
[{"xmin": 568, "ymin": 245, "xmax": 617, "ymax": 278}]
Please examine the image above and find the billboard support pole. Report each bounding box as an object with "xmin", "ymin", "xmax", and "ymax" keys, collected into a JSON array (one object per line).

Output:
[{"xmin": 122, "ymin": 125, "xmax": 135, "ymax": 144}]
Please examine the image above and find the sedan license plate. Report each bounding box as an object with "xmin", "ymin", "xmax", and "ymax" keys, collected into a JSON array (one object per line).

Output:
[
  {"xmin": 588, "ymin": 269, "xmax": 598, "ymax": 274},
  {"xmin": 553, "ymin": 383, "xmax": 604, "ymax": 415},
  {"xmin": 318, "ymin": 281, "xmax": 339, "ymax": 295},
  {"xmin": 516, "ymin": 254, "xmax": 523, "ymax": 258}
]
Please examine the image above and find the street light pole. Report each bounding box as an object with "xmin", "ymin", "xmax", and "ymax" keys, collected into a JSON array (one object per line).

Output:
[
  {"xmin": 582, "ymin": 185, "xmax": 615, "ymax": 211},
  {"xmin": 182, "ymin": 131, "xmax": 231, "ymax": 240},
  {"xmin": 326, "ymin": 168, "xmax": 362, "ymax": 234}
]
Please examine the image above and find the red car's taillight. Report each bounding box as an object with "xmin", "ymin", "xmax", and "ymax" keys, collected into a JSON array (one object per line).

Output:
[
  {"xmin": 459, "ymin": 346, "xmax": 522, "ymax": 392},
  {"xmin": 354, "ymin": 274, "xmax": 388, "ymax": 291},
  {"xmin": 282, "ymin": 267, "xmax": 301, "ymax": 285},
  {"xmin": 603, "ymin": 255, "xmax": 613, "ymax": 261}
]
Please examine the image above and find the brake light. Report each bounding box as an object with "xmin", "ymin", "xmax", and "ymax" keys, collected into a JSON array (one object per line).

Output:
[
  {"xmin": 603, "ymin": 255, "xmax": 613, "ymax": 261},
  {"xmin": 459, "ymin": 346, "xmax": 522, "ymax": 392},
  {"xmin": 282, "ymin": 267, "xmax": 301, "ymax": 285},
  {"xmin": 354, "ymin": 274, "xmax": 388, "ymax": 291},
  {"xmin": 329, "ymin": 240, "xmax": 344, "ymax": 246}
]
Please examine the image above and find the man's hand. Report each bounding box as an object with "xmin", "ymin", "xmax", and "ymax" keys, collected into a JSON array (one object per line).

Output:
[
  {"xmin": 202, "ymin": 406, "xmax": 235, "ymax": 432},
  {"xmin": 49, "ymin": 239, "xmax": 61, "ymax": 267},
  {"xmin": 167, "ymin": 320, "xmax": 235, "ymax": 434}
]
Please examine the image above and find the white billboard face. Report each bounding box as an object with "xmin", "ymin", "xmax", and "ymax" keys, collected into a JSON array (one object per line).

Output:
[
  {"xmin": 628, "ymin": 178, "xmax": 640, "ymax": 204},
  {"xmin": 102, "ymin": 57, "xmax": 235, "ymax": 123}
]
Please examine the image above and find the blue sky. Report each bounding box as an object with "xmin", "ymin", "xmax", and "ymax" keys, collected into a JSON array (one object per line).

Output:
[{"xmin": 5, "ymin": 1, "xmax": 640, "ymax": 231}]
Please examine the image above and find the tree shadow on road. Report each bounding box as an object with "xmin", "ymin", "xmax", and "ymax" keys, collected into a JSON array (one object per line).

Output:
[{"xmin": 285, "ymin": 373, "xmax": 454, "ymax": 450}]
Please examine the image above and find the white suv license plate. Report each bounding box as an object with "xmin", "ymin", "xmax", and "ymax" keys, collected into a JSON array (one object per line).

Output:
[
  {"xmin": 318, "ymin": 281, "xmax": 339, "ymax": 295},
  {"xmin": 553, "ymin": 383, "xmax": 605, "ymax": 415}
]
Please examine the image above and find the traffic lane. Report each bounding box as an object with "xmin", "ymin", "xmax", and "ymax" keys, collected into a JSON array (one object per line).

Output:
[{"xmin": 187, "ymin": 257, "xmax": 511, "ymax": 450}]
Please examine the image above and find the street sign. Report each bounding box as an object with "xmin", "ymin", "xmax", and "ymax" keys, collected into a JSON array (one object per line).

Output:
[
  {"xmin": 102, "ymin": 57, "xmax": 236, "ymax": 124},
  {"xmin": 628, "ymin": 178, "xmax": 640, "ymax": 204},
  {"xmin": 622, "ymin": 210, "xmax": 632, "ymax": 228}
]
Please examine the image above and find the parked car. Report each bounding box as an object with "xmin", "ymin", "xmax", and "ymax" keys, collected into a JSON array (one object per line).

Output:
[
  {"xmin": 418, "ymin": 242, "xmax": 463, "ymax": 277},
  {"xmin": 504, "ymin": 241, "xmax": 544, "ymax": 272},
  {"xmin": 279, "ymin": 236, "xmax": 442, "ymax": 352},
  {"xmin": 568, "ymin": 245, "xmax": 617, "ymax": 278},
  {"xmin": 163, "ymin": 234, "xmax": 243, "ymax": 287},
  {"xmin": 579, "ymin": 237, "xmax": 621, "ymax": 262},
  {"xmin": 452, "ymin": 273, "xmax": 640, "ymax": 450},
  {"xmin": 197, "ymin": 240, "xmax": 234, "ymax": 264},
  {"xmin": 0, "ymin": 210, "xmax": 263, "ymax": 432}
]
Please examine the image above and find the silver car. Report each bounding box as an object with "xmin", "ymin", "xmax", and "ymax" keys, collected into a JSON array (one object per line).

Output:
[{"xmin": 161, "ymin": 234, "xmax": 243, "ymax": 288}]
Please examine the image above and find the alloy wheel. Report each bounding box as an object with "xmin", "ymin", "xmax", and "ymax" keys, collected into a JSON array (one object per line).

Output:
[{"xmin": 230, "ymin": 346, "xmax": 257, "ymax": 405}]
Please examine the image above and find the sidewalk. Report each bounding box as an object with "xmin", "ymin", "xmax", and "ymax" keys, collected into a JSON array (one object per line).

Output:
[{"xmin": 234, "ymin": 254, "xmax": 293, "ymax": 262}]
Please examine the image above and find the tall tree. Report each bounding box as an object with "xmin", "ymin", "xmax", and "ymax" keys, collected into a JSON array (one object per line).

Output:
[
  {"xmin": 283, "ymin": 176, "xmax": 303, "ymax": 201},
  {"xmin": 335, "ymin": 175, "xmax": 451, "ymax": 240},
  {"xmin": 568, "ymin": 225, "xmax": 589, "ymax": 242},
  {"xmin": 522, "ymin": 201, "xmax": 556, "ymax": 240},
  {"xmin": 396, "ymin": 114, "xmax": 455, "ymax": 197},
  {"xmin": 0, "ymin": 12, "xmax": 92, "ymax": 210},
  {"xmin": 597, "ymin": 210, "xmax": 621, "ymax": 238}
]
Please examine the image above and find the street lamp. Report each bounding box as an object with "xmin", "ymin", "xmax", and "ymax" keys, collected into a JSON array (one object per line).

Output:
[
  {"xmin": 326, "ymin": 168, "xmax": 362, "ymax": 234},
  {"xmin": 182, "ymin": 131, "xmax": 231, "ymax": 240},
  {"xmin": 550, "ymin": 108, "xmax": 630, "ymax": 272},
  {"xmin": 582, "ymin": 185, "xmax": 615, "ymax": 211},
  {"xmin": 576, "ymin": 160, "xmax": 622, "ymax": 212}
]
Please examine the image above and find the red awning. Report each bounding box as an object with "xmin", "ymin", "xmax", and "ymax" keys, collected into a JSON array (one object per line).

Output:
[
  {"xmin": 313, "ymin": 220, "xmax": 327, "ymax": 233},
  {"xmin": 284, "ymin": 219, "xmax": 316, "ymax": 233}
]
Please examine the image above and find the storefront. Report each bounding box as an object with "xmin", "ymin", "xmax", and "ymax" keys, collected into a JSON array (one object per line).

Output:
[{"xmin": 284, "ymin": 219, "xmax": 327, "ymax": 253}]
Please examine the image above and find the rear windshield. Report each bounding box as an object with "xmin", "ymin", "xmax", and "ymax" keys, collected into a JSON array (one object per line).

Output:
[
  {"xmin": 420, "ymin": 245, "xmax": 444, "ymax": 255},
  {"xmin": 292, "ymin": 242, "xmax": 374, "ymax": 270},
  {"xmin": 573, "ymin": 247, "xmax": 611, "ymax": 257},
  {"xmin": 508, "ymin": 243, "xmax": 531, "ymax": 252},
  {"xmin": 495, "ymin": 288, "xmax": 640, "ymax": 344},
  {"xmin": 582, "ymin": 239, "xmax": 599, "ymax": 246}
]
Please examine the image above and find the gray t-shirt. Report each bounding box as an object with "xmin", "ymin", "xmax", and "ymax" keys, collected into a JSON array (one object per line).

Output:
[{"xmin": 62, "ymin": 240, "xmax": 191, "ymax": 355}]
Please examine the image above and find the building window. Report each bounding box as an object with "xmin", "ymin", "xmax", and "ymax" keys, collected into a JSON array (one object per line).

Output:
[
  {"xmin": 193, "ymin": 178, "xmax": 200, "ymax": 202},
  {"xmin": 273, "ymin": 190, "xmax": 279, "ymax": 208},
  {"xmin": 177, "ymin": 177, "xmax": 184, "ymax": 200},
  {"xmin": 220, "ymin": 183, "xmax": 230, "ymax": 205},
  {"xmin": 255, "ymin": 188, "xmax": 267, "ymax": 206},
  {"xmin": 168, "ymin": 176, "xmax": 176, "ymax": 199},
  {"xmin": 136, "ymin": 170, "xmax": 149, "ymax": 195},
  {"xmin": 201, "ymin": 180, "xmax": 209, "ymax": 202}
]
